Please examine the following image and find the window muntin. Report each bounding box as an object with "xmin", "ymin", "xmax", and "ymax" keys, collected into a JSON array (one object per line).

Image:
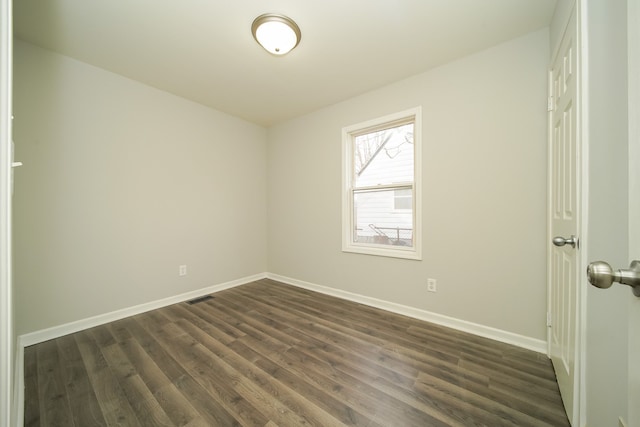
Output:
[{"xmin": 342, "ymin": 108, "xmax": 421, "ymax": 260}]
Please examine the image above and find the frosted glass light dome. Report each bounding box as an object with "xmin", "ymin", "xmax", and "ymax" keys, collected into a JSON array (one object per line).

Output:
[{"xmin": 252, "ymin": 14, "xmax": 301, "ymax": 55}]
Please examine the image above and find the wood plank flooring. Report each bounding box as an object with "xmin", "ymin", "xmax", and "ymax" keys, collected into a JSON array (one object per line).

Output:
[{"xmin": 24, "ymin": 279, "xmax": 570, "ymax": 426}]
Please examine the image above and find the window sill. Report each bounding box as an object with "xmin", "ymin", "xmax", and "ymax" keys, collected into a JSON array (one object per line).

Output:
[{"xmin": 342, "ymin": 243, "xmax": 422, "ymax": 260}]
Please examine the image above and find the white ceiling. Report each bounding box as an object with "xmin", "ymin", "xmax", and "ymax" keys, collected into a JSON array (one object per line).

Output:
[{"xmin": 13, "ymin": 0, "xmax": 557, "ymax": 127}]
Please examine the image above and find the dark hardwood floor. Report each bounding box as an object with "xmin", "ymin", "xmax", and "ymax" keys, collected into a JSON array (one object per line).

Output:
[{"xmin": 24, "ymin": 279, "xmax": 570, "ymax": 426}]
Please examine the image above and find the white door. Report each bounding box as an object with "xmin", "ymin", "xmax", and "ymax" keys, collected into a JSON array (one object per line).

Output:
[{"xmin": 548, "ymin": 5, "xmax": 580, "ymax": 425}]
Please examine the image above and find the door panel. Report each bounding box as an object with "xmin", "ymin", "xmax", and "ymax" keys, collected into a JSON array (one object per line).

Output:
[{"xmin": 549, "ymin": 6, "xmax": 579, "ymax": 425}]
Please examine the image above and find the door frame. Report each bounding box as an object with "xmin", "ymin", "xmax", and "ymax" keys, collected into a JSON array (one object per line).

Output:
[
  {"xmin": 576, "ymin": 0, "xmax": 590, "ymax": 424},
  {"xmin": 627, "ymin": 0, "xmax": 639, "ymax": 424},
  {"xmin": 0, "ymin": 0, "xmax": 13, "ymax": 426},
  {"xmin": 575, "ymin": 1, "xmax": 590, "ymax": 424}
]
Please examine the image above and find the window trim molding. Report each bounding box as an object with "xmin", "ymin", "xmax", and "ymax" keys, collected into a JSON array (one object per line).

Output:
[{"xmin": 341, "ymin": 107, "xmax": 422, "ymax": 260}]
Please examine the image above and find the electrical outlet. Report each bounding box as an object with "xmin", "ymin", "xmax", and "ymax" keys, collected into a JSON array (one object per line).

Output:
[
  {"xmin": 427, "ymin": 278, "xmax": 437, "ymax": 292},
  {"xmin": 179, "ymin": 265, "xmax": 187, "ymax": 276}
]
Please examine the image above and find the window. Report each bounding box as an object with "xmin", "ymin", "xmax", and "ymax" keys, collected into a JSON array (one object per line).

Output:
[{"xmin": 342, "ymin": 107, "xmax": 422, "ymax": 260}]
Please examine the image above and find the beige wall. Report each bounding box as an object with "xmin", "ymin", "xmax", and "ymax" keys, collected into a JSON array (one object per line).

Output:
[
  {"xmin": 13, "ymin": 41, "xmax": 268, "ymax": 335},
  {"xmin": 267, "ymin": 29, "xmax": 550, "ymax": 340},
  {"xmin": 13, "ymin": 29, "xmax": 551, "ymax": 343},
  {"xmin": 550, "ymin": 0, "xmax": 576, "ymax": 54}
]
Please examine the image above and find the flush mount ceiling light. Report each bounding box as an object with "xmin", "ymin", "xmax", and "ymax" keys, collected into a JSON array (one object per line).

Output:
[{"xmin": 251, "ymin": 13, "xmax": 301, "ymax": 55}]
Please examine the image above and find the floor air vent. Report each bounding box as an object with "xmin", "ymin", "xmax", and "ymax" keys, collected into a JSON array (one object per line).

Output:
[{"xmin": 186, "ymin": 295, "xmax": 214, "ymax": 305}]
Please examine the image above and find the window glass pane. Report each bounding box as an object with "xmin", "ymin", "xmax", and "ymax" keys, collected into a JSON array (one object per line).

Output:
[
  {"xmin": 354, "ymin": 123, "xmax": 414, "ymax": 187},
  {"xmin": 394, "ymin": 188, "xmax": 412, "ymax": 210},
  {"xmin": 353, "ymin": 189, "xmax": 413, "ymax": 247}
]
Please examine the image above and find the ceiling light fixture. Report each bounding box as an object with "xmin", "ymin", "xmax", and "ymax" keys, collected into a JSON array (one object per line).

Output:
[{"xmin": 251, "ymin": 14, "xmax": 301, "ymax": 56}]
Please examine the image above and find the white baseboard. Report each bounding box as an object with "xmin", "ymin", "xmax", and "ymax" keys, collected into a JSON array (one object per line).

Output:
[
  {"xmin": 18, "ymin": 271, "xmax": 547, "ymax": 354},
  {"xmin": 14, "ymin": 272, "xmax": 268, "ymax": 427},
  {"xmin": 18, "ymin": 272, "xmax": 267, "ymax": 348},
  {"xmin": 267, "ymin": 273, "xmax": 547, "ymax": 354},
  {"xmin": 14, "ymin": 270, "xmax": 547, "ymax": 426}
]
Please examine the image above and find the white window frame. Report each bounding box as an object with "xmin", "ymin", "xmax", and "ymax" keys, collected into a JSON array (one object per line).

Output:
[{"xmin": 341, "ymin": 107, "xmax": 422, "ymax": 260}]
